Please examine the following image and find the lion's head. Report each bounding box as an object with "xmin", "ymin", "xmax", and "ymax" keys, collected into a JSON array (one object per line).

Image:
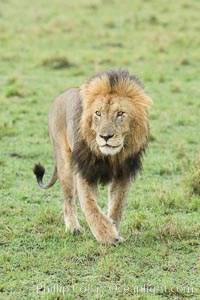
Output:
[
  {"xmin": 80, "ymin": 70, "xmax": 153, "ymax": 158},
  {"xmin": 72, "ymin": 70, "xmax": 153, "ymax": 184}
]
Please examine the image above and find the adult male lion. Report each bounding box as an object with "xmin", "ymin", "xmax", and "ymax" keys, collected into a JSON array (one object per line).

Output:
[{"xmin": 33, "ymin": 70, "xmax": 152, "ymax": 244}]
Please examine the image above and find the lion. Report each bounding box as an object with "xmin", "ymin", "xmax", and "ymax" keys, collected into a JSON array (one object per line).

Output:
[{"xmin": 33, "ymin": 70, "xmax": 153, "ymax": 244}]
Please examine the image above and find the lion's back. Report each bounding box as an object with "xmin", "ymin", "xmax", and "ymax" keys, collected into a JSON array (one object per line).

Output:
[{"xmin": 48, "ymin": 87, "xmax": 82, "ymax": 150}]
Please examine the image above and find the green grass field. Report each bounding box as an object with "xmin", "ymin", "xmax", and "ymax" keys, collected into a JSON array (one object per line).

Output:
[{"xmin": 0, "ymin": 0, "xmax": 200, "ymax": 299}]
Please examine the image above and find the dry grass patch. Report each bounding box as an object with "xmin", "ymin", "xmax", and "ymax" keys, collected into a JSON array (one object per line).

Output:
[
  {"xmin": 184, "ymin": 154, "xmax": 200, "ymax": 196},
  {"xmin": 41, "ymin": 56, "xmax": 75, "ymax": 70}
]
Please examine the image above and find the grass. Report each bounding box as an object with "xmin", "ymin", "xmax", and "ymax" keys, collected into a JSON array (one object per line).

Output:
[
  {"xmin": 184, "ymin": 154, "xmax": 200, "ymax": 196},
  {"xmin": 0, "ymin": 0, "xmax": 200, "ymax": 299}
]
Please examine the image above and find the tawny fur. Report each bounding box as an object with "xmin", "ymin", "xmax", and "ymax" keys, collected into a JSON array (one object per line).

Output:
[{"xmin": 33, "ymin": 70, "xmax": 153, "ymax": 244}]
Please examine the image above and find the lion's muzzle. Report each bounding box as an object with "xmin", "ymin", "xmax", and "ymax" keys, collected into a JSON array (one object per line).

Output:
[
  {"xmin": 96, "ymin": 134, "xmax": 124, "ymax": 156},
  {"xmin": 99, "ymin": 134, "xmax": 114, "ymax": 142}
]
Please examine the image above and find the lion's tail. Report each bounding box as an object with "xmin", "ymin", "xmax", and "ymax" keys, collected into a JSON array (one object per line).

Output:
[{"xmin": 33, "ymin": 163, "xmax": 57, "ymax": 189}]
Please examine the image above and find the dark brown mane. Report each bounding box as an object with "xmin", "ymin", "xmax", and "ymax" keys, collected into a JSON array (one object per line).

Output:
[
  {"xmin": 89, "ymin": 70, "xmax": 144, "ymax": 91},
  {"xmin": 72, "ymin": 139, "xmax": 147, "ymax": 185}
]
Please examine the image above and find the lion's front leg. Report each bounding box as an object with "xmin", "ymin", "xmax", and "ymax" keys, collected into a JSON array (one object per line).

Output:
[
  {"xmin": 76, "ymin": 175, "xmax": 122, "ymax": 244},
  {"xmin": 108, "ymin": 178, "xmax": 131, "ymax": 232}
]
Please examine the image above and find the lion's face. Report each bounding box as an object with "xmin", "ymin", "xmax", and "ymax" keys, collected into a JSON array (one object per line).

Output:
[
  {"xmin": 80, "ymin": 72, "xmax": 152, "ymax": 158},
  {"xmin": 90, "ymin": 96, "xmax": 130, "ymax": 156}
]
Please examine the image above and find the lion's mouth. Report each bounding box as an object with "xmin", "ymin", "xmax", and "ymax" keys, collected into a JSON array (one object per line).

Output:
[
  {"xmin": 101, "ymin": 144, "xmax": 121, "ymax": 148},
  {"xmin": 99, "ymin": 143, "xmax": 124, "ymax": 156}
]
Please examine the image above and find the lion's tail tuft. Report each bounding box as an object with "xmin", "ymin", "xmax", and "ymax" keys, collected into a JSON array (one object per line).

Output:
[
  {"xmin": 33, "ymin": 163, "xmax": 57, "ymax": 189},
  {"xmin": 33, "ymin": 163, "xmax": 45, "ymax": 180}
]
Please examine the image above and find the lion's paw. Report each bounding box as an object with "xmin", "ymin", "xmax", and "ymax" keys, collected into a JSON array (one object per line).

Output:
[
  {"xmin": 99, "ymin": 234, "xmax": 125, "ymax": 245},
  {"xmin": 113, "ymin": 236, "xmax": 125, "ymax": 246},
  {"xmin": 65, "ymin": 226, "xmax": 84, "ymax": 235},
  {"xmin": 72, "ymin": 227, "xmax": 84, "ymax": 235}
]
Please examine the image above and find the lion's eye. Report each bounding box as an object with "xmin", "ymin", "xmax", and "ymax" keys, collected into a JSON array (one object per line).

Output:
[
  {"xmin": 117, "ymin": 111, "xmax": 124, "ymax": 117},
  {"xmin": 95, "ymin": 111, "xmax": 101, "ymax": 117}
]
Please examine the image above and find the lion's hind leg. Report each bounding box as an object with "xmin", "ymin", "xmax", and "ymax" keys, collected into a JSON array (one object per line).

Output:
[{"xmin": 56, "ymin": 145, "xmax": 83, "ymax": 235}]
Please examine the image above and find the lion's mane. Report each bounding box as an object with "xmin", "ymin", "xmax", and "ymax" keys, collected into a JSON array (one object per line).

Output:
[{"xmin": 72, "ymin": 70, "xmax": 152, "ymax": 184}]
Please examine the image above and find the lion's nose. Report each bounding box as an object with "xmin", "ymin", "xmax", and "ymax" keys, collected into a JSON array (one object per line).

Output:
[{"xmin": 100, "ymin": 134, "xmax": 114, "ymax": 142}]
